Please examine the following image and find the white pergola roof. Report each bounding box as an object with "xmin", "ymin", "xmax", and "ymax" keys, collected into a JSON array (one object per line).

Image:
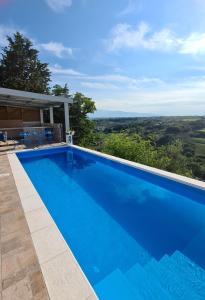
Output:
[{"xmin": 0, "ymin": 87, "xmax": 73, "ymax": 109}]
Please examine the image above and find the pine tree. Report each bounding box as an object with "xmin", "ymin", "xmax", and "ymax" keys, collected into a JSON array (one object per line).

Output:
[{"xmin": 0, "ymin": 32, "xmax": 50, "ymax": 93}]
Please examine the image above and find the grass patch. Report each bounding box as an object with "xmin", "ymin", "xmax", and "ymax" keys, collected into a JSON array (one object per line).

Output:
[
  {"xmin": 198, "ymin": 128, "xmax": 205, "ymax": 133},
  {"xmin": 195, "ymin": 143, "xmax": 205, "ymax": 157},
  {"xmin": 191, "ymin": 138, "xmax": 205, "ymax": 144},
  {"xmin": 182, "ymin": 117, "xmax": 200, "ymax": 122}
]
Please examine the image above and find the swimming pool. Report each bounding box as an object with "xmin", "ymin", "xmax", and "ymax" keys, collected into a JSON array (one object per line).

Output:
[{"xmin": 17, "ymin": 146, "xmax": 205, "ymax": 300}]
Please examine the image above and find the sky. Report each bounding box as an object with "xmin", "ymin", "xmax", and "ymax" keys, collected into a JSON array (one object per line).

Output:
[{"xmin": 0, "ymin": 0, "xmax": 205, "ymax": 115}]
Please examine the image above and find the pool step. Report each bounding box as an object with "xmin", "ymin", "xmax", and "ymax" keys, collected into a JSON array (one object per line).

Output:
[
  {"xmin": 169, "ymin": 251, "xmax": 205, "ymax": 298},
  {"xmin": 145, "ymin": 257, "xmax": 202, "ymax": 300},
  {"xmin": 183, "ymin": 228, "xmax": 205, "ymax": 269},
  {"xmin": 125, "ymin": 262, "xmax": 173, "ymax": 300},
  {"xmin": 94, "ymin": 269, "xmax": 142, "ymax": 300},
  {"xmin": 94, "ymin": 251, "xmax": 205, "ymax": 299}
]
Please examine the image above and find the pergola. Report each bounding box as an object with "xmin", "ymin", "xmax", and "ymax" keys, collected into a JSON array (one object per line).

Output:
[{"xmin": 0, "ymin": 87, "xmax": 73, "ymax": 143}]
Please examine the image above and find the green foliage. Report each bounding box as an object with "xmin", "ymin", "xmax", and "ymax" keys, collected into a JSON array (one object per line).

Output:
[
  {"xmin": 191, "ymin": 138, "xmax": 205, "ymax": 144},
  {"xmin": 195, "ymin": 143, "xmax": 205, "ymax": 157},
  {"xmin": 165, "ymin": 126, "xmax": 181, "ymax": 134},
  {"xmin": 100, "ymin": 133, "xmax": 169, "ymax": 169},
  {"xmin": 52, "ymin": 84, "xmax": 69, "ymax": 96},
  {"xmin": 156, "ymin": 134, "xmax": 174, "ymax": 146},
  {"xmin": 198, "ymin": 128, "xmax": 205, "ymax": 133},
  {"xmin": 94, "ymin": 116, "xmax": 205, "ymax": 180},
  {"xmin": 0, "ymin": 32, "xmax": 50, "ymax": 93},
  {"xmin": 183, "ymin": 143, "xmax": 195, "ymax": 157},
  {"xmin": 89, "ymin": 132, "xmax": 193, "ymax": 178},
  {"xmin": 162, "ymin": 140, "xmax": 192, "ymax": 177},
  {"xmin": 190, "ymin": 162, "xmax": 205, "ymax": 180},
  {"xmin": 51, "ymin": 86, "xmax": 96, "ymax": 146},
  {"xmin": 70, "ymin": 93, "xmax": 96, "ymax": 146}
]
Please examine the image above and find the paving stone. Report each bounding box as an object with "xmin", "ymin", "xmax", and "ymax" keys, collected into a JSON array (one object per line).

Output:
[
  {"xmin": 0, "ymin": 155, "xmax": 49, "ymax": 300},
  {"xmin": 1, "ymin": 207, "xmax": 29, "ymax": 236}
]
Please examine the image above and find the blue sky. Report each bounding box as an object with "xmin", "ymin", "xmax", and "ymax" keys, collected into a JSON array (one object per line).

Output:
[{"xmin": 1, "ymin": 0, "xmax": 205, "ymax": 115}]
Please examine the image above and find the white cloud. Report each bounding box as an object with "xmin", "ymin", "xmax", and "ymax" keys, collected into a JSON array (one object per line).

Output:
[
  {"xmin": 186, "ymin": 65, "xmax": 205, "ymax": 71},
  {"xmin": 87, "ymin": 74, "xmax": 139, "ymax": 85},
  {"xmin": 81, "ymin": 81, "xmax": 119, "ymax": 90},
  {"xmin": 40, "ymin": 42, "xmax": 73, "ymax": 58},
  {"xmin": 50, "ymin": 65, "xmax": 163, "ymax": 89},
  {"xmin": 106, "ymin": 22, "xmax": 205, "ymax": 55},
  {"xmin": 86, "ymin": 74, "xmax": 164, "ymax": 90},
  {"xmin": 0, "ymin": 25, "xmax": 25, "ymax": 47},
  {"xmin": 50, "ymin": 64, "xmax": 205, "ymax": 114},
  {"xmin": 45, "ymin": 0, "xmax": 72, "ymax": 12},
  {"xmin": 0, "ymin": 25, "xmax": 73, "ymax": 59},
  {"xmin": 118, "ymin": 0, "xmax": 140, "ymax": 17},
  {"xmin": 50, "ymin": 64, "xmax": 84, "ymax": 76},
  {"xmin": 179, "ymin": 32, "xmax": 205, "ymax": 55},
  {"xmin": 106, "ymin": 22, "xmax": 180, "ymax": 52},
  {"xmin": 94, "ymin": 76, "xmax": 205, "ymax": 115}
]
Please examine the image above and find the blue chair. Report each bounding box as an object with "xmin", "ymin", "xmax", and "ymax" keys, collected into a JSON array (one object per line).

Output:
[
  {"xmin": 45, "ymin": 128, "xmax": 54, "ymax": 142},
  {"xmin": 0, "ymin": 131, "xmax": 7, "ymax": 142},
  {"xmin": 38, "ymin": 129, "xmax": 46, "ymax": 145},
  {"xmin": 19, "ymin": 131, "xmax": 31, "ymax": 147}
]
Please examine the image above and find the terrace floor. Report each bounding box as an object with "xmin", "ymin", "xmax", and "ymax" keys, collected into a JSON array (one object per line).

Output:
[
  {"xmin": 0, "ymin": 141, "xmax": 66, "ymax": 153},
  {"xmin": 0, "ymin": 153, "xmax": 49, "ymax": 299}
]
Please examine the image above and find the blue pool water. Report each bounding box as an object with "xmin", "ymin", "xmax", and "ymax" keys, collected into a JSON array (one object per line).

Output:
[{"xmin": 18, "ymin": 146, "xmax": 205, "ymax": 300}]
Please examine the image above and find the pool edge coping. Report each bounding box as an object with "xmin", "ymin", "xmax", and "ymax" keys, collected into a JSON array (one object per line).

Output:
[
  {"xmin": 7, "ymin": 151, "xmax": 98, "ymax": 300},
  {"xmin": 71, "ymin": 145, "xmax": 205, "ymax": 192}
]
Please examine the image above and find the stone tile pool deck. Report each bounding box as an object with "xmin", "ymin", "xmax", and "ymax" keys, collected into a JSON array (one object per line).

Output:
[{"xmin": 0, "ymin": 153, "xmax": 49, "ymax": 299}]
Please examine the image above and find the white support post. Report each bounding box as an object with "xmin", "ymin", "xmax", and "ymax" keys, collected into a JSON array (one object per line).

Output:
[
  {"xmin": 49, "ymin": 107, "xmax": 54, "ymax": 124},
  {"xmin": 40, "ymin": 109, "xmax": 44, "ymax": 124},
  {"xmin": 64, "ymin": 102, "xmax": 70, "ymax": 143}
]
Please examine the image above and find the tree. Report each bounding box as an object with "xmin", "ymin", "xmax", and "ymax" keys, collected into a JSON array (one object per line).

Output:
[
  {"xmin": 96, "ymin": 133, "xmax": 192, "ymax": 177},
  {"xmin": 0, "ymin": 32, "xmax": 50, "ymax": 93},
  {"xmin": 70, "ymin": 92, "xmax": 96, "ymax": 145},
  {"xmin": 156, "ymin": 134, "xmax": 174, "ymax": 146},
  {"xmin": 101, "ymin": 133, "xmax": 169, "ymax": 169},
  {"xmin": 162, "ymin": 140, "xmax": 192, "ymax": 177},
  {"xmin": 51, "ymin": 85, "xmax": 96, "ymax": 145},
  {"xmin": 52, "ymin": 84, "xmax": 69, "ymax": 96},
  {"xmin": 165, "ymin": 126, "xmax": 181, "ymax": 134}
]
